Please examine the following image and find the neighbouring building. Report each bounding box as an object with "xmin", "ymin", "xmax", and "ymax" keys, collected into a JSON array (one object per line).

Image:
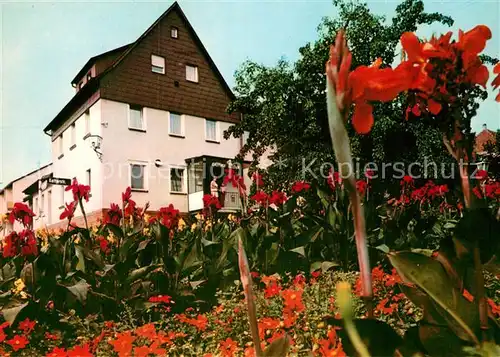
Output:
[
  {"xmin": 475, "ymin": 123, "xmax": 497, "ymax": 156},
  {"xmin": 474, "ymin": 124, "xmax": 498, "ymax": 171},
  {"xmin": 2, "ymin": 1, "xmax": 260, "ymax": 231},
  {"xmin": 0, "ymin": 164, "xmax": 53, "ymax": 233}
]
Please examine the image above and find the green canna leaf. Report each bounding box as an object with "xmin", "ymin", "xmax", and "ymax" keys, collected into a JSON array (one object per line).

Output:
[{"xmin": 389, "ymin": 251, "xmax": 479, "ymax": 344}]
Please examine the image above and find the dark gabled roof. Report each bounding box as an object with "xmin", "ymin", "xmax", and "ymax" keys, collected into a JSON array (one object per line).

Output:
[
  {"xmin": 102, "ymin": 1, "xmax": 235, "ymax": 101},
  {"xmin": 0, "ymin": 163, "xmax": 52, "ymax": 194},
  {"xmin": 70, "ymin": 43, "xmax": 132, "ymax": 86},
  {"xmin": 44, "ymin": 1, "xmax": 235, "ymax": 134}
]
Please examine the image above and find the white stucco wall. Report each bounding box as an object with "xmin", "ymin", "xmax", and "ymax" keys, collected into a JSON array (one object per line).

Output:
[
  {"xmin": 48, "ymin": 101, "xmax": 103, "ymax": 226},
  {"xmin": 100, "ymin": 99, "xmax": 243, "ymax": 212}
]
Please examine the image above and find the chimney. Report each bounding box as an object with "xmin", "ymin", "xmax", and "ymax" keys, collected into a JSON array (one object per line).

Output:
[{"xmin": 483, "ymin": 123, "xmax": 487, "ymax": 130}]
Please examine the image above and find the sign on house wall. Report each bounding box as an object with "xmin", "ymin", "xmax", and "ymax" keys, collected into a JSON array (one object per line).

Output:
[{"xmin": 47, "ymin": 177, "xmax": 71, "ymax": 186}]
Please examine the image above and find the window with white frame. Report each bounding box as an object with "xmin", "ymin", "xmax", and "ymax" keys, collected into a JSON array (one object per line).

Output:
[
  {"xmin": 58, "ymin": 134, "xmax": 63, "ymax": 156},
  {"xmin": 243, "ymin": 131, "xmax": 250, "ymax": 146},
  {"xmin": 186, "ymin": 65, "xmax": 198, "ymax": 82},
  {"xmin": 169, "ymin": 112, "xmax": 184, "ymax": 136},
  {"xmin": 70, "ymin": 123, "xmax": 76, "ymax": 147},
  {"xmin": 129, "ymin": 106, "xmax": 145, "ymax": 131},
  {"xmin": 170, "ymin": 167, "xmax": 185, "ymax": 193},
  {"xmin": 47, "ymin": 190, "xmax": 52, "ymax": 224},
  {"xmin": 86, "ymin": 168, "xmax": 91, "ymax": 189},
  {"xmin": 84, "ymin": 111, "xmax": 90, "ymax": 134},
  {"xmin": 171, "ymin": 27, "xmax": 178, "ymax": 38},
  {"xmin": 40, "ymin": 193, "xmax": 45, "ymax": 215},
  {"xmin": 130, "ymin": 163, "xmax": 147, "ymax": 190},
  {"xmin": 151, "ymin": 54, "xmax": 165, "ymax": 74},
  {"xmin": 60, "ymin": 186, "xmax": 65, "ymax": 206},
  {"xmin": 205, "ymin": 119, "xmax": 218, "ymax": 142}
]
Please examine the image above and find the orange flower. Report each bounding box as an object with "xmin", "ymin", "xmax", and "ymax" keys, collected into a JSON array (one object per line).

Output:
[
  {"xmin": 326, "ymin": 30, "xmax": 353, "ymax": 113},
  {"xmin": 282, "ymin": 310, "xmax": 298, "ymax": 329},
  {"xmin": 281, "ymin": 288, "xmax": 305, "ymax": 312},
  {"xmin": 67, "ymin": 344, "xmax": 92, "ymax": 357},
  {"xmin": 46, "ymin": 347, "xmax": 67, "ymax": 357},
  {"xmin": 264, "ymin": 281, "xmax": 281, "ymax": 299},
  {"xmin": 219, "ymin": 337, "xmax": 239, "ymax": 357},
  {"xmin": 109, "ymin": 331, "xmax": 135, "ymax": 357},
  {"xmin": 258, "ymin": 317, "xmax": 281, "ymax": 339},
  {"xmin": 135, "ymin": 323, "xmax": 157, "ymax": 340},
  {"xmin": 6, "ymin": 335, "xmax": 29, "ymax": 352},
  {"xmin": 317, "ymin": 328, "xmax": 346, "ymax": 357},
  {"xmin": 18, "ymin": 318, "xmax": 36, "ymax": 334},
  {"xmin": 260, "ymin": 274, "xmax": 279, "ymax": 287},
  {"xmin": 326, "ymin": 30, "xmax": 411, "ymax": 134},
  {"xmin": 133, "ymin": 346, "xmax": 151, "ymax": 357}
]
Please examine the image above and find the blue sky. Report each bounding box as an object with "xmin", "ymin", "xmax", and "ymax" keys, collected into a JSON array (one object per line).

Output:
[{"xmin": 1, "ymin": 0, "xmax": 499, "ymax": 188}]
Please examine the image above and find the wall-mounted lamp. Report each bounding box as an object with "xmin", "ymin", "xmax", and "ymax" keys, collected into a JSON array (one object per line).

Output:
[{"xmin": 85, "ymin": 134, "xmax": 103, "ymax": 161}]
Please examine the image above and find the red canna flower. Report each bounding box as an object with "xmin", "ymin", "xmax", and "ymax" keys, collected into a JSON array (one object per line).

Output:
[
  {"xmin": 327, "ymin": 169, "xmax": 342, "ymax": 190},
  {"xmin": 251, "ymin": 172, "xmax": 264, "ymax": 187},
  {"xmin": 156, "ymin": 204, "xmax": 180, "ymax": 231},
  {"xmin": 356, "ymin": 180, "xmax": 368, "ymax": 196},
  {"xmin": 103, "ymin": 203, "xmax": 122, "ymax": 226},
  {"xmin": 6, "ymin": 334, "xmax": 29, "ymax": 351},
  {"xmin": 19, "ymin": 229, "xmax": 38, "ymax": 257},
  {"xmin": 96, "ymin": 236, "xmax": 111, "ymax": 254},
  {"xmin": 65, "ymin": 179, "xmax": 90, "ymax": 202},
  {"xmin": 8, "ymin": 203, "xmax": 35, "ymax": 227},
  {"xmin": 475, "ymin": 169, "xmax": 488, "ymax": 181},
  {"xmin": 251, "ymin": 190, "xmax": 269, "ymax": 206},
  {"xmin": 203, "ymin": 194, "xmax": 222, "ymax": 214},
  {"xmin": 121, "ymin": 187, "xmax": 132, "ymax": 203},
  {"xmin": 59, "ymin": 201, "xmax": 77, "ymax": 221},
  {"xmin": 269, "ymin": 191, "xmax": 287, "ymax": 206},
  {"xmin": 291, "ymin": 181, "xmax": 311, "ymax": 194}
]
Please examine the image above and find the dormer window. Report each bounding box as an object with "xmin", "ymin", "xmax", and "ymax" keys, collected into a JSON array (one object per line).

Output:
[{"xmin": 171, "ymin": 27, "xmax": 178, "ymax": 39}]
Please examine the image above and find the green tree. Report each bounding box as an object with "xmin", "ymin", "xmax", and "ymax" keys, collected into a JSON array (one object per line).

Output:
[{"xmin": 225, "ymin": 0, "xmax": 456, "ymax": 191}]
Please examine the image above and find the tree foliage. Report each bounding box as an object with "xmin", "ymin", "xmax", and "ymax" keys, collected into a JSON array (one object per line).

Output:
[{"xmin": 225, "ymin": 0, "xmax": 456, "ymax": 189}]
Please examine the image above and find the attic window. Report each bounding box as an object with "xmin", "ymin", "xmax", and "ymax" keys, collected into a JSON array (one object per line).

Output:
[
  {"xmin": 151, "ymin": 54, "xmax": 165, "ymax": 74},
  {"xmin": 186, "ymin": 65, "xmax": 198, "ymax": 83},
  {"xmin": 171, "ymin": 27, "xmax": 178, "ymax": 39},
  {"xmin": 86, "ymin": 72, "xmax": 92, "ymax": 81}
]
